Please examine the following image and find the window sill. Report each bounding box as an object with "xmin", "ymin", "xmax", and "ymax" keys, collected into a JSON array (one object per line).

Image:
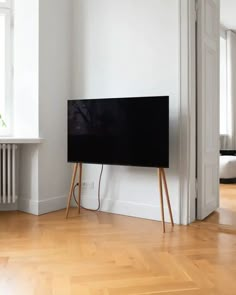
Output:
[{"xmin": 0, "ymin": 137, "xmax": 43, "ymax": 144}]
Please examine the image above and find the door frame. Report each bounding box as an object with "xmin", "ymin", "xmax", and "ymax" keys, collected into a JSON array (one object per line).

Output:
[
  {"xmin": 179, "ymin": 0, "xmax": 220, "ymax": 224},
  {"xmin": 179, "ymin": 0, "xmax": 196, "ymax": 224}
]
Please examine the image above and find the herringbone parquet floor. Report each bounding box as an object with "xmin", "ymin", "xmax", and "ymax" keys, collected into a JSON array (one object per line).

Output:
[
  {"xmin": 204, "ymin": 184, "xmax": 236, "ymax": 227},
  {"xmin": 1, "ymin": 207, "xmax": 236, "ymax": 295}
]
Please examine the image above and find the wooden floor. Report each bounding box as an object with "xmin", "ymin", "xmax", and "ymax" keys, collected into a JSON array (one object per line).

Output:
[
  {"xmin": 1, "ymin": 207, "xmax": 236, "ymax": 295},
  {"xmin": 205, "ymin": 184, "xmax": 236, "ymax": 227}
]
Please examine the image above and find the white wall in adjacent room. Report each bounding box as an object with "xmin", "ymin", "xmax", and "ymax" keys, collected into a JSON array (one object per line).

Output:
[{"xmin": 72, "ymin": 0, "xmax": 181, "ymax": 223}]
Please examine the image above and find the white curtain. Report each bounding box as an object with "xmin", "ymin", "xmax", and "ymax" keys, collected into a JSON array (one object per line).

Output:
[{"xmin": 220, "ymin": 30, "xmax": 236, "ymax": 150}]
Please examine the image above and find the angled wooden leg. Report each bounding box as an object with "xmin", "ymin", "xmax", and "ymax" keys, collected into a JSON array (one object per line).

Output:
[
  {"xmin": 78, "ymin": 163, "xmax": 83, "ymax": 214},
  {"xmin": 158, "ymin": 168, "xmax": 165, "ymax": 233},
  {"xmin": 66, "ymin": 163, "xmax": 78, "ymax": 219},
  {"xmin": 161, "ymin": 168, "xmax": 174, "ymax": 227}
]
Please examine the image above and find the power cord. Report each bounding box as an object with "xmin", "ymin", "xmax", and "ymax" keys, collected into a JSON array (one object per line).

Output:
[{"xmin": 73, "ymin": 165, "xmax": 104, "ymax": 211}]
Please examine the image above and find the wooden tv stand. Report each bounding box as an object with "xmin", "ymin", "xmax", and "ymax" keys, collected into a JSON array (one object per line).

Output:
[{"xmin": 65, "ymin": 164, "xmax": 174, "ymax": 233}]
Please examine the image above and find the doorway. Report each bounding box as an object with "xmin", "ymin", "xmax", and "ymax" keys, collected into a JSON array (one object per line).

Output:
[
  {"xmin": 205, "ymin": 2, "xmax": 236, "ymax": 227},
  {"xmin": 191, "ymin": 0, "xmax": 236, "ymax": 227},
  {"xmin": 181, "ymin": 0, "xmax": 227, "ymax": 225},
  {"xmin": 195, "ymin": 0, "xmax": 220, "ymax": 221}
]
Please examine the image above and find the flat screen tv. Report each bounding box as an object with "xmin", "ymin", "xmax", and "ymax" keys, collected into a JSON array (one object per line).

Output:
[{"xmin": 68, "ymin": 96, "xmax": 169, "ymax": 168}]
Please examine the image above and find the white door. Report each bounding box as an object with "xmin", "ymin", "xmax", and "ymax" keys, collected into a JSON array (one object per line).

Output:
[{"xmin": 197, "ymin": 0, "xmax": 220, "ymax": 219}]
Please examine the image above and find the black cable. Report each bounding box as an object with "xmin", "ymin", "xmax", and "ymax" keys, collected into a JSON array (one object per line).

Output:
[{"xmin": 73, "ymin": 165, "xmax": 104, "ymax": 212}]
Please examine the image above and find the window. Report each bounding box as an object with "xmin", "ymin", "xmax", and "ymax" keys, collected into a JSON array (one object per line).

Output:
[
  {"xmin": 220, "ymin": 36, "xmax": 228, "ymax": 135},
  {"xmin": 0, "ymin": 0, "xmax": 13, "ymax": 135}
]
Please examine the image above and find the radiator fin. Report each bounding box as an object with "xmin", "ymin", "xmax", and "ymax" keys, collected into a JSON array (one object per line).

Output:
[{"xmin": 0, "ymin": 144, "xmax": 17, "ymax": 204}]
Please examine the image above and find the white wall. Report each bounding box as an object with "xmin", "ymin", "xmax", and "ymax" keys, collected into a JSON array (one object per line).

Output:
[
  {"xmin": 9, "ymin": 0, "xmax": 183, "ymax": 220},
  {"xmin": 37, "ymin": 0, "xmax": 72, "ymax": 213},
  {"xmin": 72, "ymin": 0, "xmax": 181, "ymax": 223},
  {"xmin": 17, "ymin": 0, "xmax": 72, "ymax": 215},
  {"xmin": 18, "ymin": 144, "xmax": 39, "ymax": 214},
  {"xmin": 13, "ymin": 0, "xmax": 40, "ymax": 213}
]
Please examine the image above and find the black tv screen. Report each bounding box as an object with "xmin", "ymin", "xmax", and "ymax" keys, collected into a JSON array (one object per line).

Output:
[{"xmin": 68, "ymin": 96, "xmax": 169, "ymax": 168}]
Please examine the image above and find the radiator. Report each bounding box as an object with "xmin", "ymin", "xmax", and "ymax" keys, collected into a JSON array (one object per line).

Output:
[{"xmin": 0, "ymin": 144, "xmax": 17, "ymax": 204}]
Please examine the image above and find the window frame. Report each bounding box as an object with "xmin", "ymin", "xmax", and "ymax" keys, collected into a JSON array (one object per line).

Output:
[
  {"xmin": 0, "ymin": 0, "xmax": 13, "ymax": 136},
  {"xmin": 220, "ymin": 36, "xmax": 227, "ymax": 136},
  {"xmin": 0, "ymin": 0, "xmax": 11, "ymax": 9}
]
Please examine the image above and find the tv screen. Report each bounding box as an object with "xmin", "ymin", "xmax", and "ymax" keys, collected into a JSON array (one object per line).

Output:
[{"xmin": 68, "ymin": 96, "xmax": 169, "ymax": 168}]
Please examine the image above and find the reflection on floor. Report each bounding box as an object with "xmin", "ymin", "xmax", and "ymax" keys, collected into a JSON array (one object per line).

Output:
[{"xmin": 204, "ymin": 184, "xmax": 236, "ymax": 227}]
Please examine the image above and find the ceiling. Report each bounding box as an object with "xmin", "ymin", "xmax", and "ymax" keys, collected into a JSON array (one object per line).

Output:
[{"xmin": 221, "ymin": 0, "xmax": 236, "ymax": 30}]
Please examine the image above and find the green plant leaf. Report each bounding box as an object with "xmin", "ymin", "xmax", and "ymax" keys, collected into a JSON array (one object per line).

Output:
[{"xmin": 0, "ymin": 113, "xmax": 6, "ymax": 127}]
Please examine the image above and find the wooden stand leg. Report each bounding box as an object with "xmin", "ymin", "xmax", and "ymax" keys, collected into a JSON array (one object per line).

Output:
[
  {"xmin": 161, "ymin": 168, "xmax": 174, "ymax": 227},
  {"xmin": 158, "ymin": 168, "xmax": 165, "ymax": 233},
  {"xmin": 66, "ymin": 163, "xmax": 78, "ymax": 219},
  {"xmin": 77, "ymin": 163, "xmax": 83, "ymax": 214}
]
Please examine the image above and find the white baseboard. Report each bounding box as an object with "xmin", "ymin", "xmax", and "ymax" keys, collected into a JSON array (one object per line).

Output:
[
  {"xmin": 80, "ymin": 195, "xmax": 179, "ymax": 224},
  {"xmin": 0, "ymin": 202, "xmax": 18, "ymax": 211},
  {"xmin": 15, "ymin": 194, "xmax": 178, "ymax": 224},
  {"xmin": 38, "ymin": 195, "xmax": 67, "ymax": 215},
  {"xmin": 18, "ymin": 198, "xmax": 39, "ymax": 215},
  {"xmin": 19, "ymin": 195, "xmax": 67, "ymax": 216}
]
